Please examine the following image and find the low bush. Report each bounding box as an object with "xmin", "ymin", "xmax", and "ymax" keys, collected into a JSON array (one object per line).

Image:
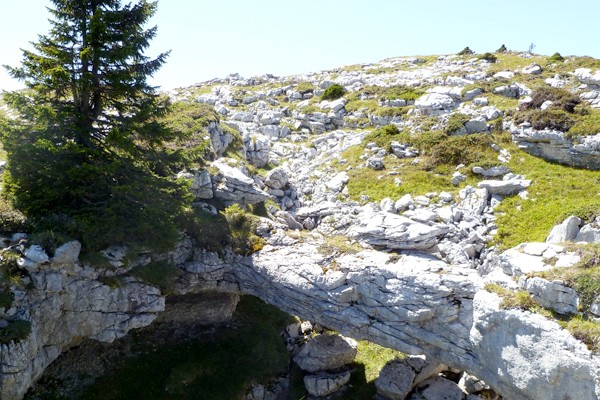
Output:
[
  {"xmin": 445, "ymin": 113, "xmax": 470, "ymax": 134},
  {"xmin": 547, "ymin": 52, "xmax": 565, "ymax": 63},
  {"xmin": 129, "ymin": 261, "xmax": 182, "ymax": 294},
  {"xmin": 321, "ymin": 84, "xmax": 346, "ymax": 101},
  {"xmin": 363, "ymin": 125, "xmax": 407, "ymax": 151},
  {"xmin": 513, "ymin": 109, "xmax": 575, "ymax": 131},
  {"xmin": 0, "ymin": 320, "xmax": 31, "ymax": 344},
  {"xmin": 478, "ymin": 52, "xmax": 498, "ymax": 63},
  {"xmin": 182, "ymin": 205, "xmax": 266, "ymax": 256},
  {"xmin": 0, "ymin": 288, "xmax": 13, "ymax": 309},
  {"xmin": 524, "ymin": 87, "xmax": 580, "ymax": 113},
  {"xmin": 458, "ymin": 47, "xmax": 474, "ymax": 56},
  {"xmin": 426, "ymin": 134, "xmax": 496, "ymax": 170},
  {"xmin": 496, "ymin": 44, "xmax": 508, "ymax": 53},
  {"xmin": 0, "ymin": 198, "xmax": 28, "ymax": 234}
]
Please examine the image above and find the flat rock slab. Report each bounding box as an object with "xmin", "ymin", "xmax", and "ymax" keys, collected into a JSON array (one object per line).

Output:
[
  {"xmin": 347, "ymin": 210, "xmax": 449, "ymax": 250},
  {"xmin": 477, "ymin": 179, "xmax": 531, "ymax": 196}
]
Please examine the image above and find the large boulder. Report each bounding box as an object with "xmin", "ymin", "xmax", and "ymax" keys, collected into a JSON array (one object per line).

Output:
[
  {"xmin": 293, "ymin": 333, "xmax": 357, "ymax": 373},
  {"xmin": 546, "ymin": 216, "xmax": 582, "ymax": 243},
  {"xmin": 575, "ymin": 222, "xmax": 600, "ymax": 243},
  {"xmin": 522, "ymin": 276, "xmax": 579, "ymax": 315},
  {"xmin": 303, "ymin": 371, "xmax": 351, "ymax": 397},
  {"xmin": 408, "ymin": 376, "xmax": 465, "ymax": 400},
  {"xmin": 264, "ymin": 167, "xmax": 289, "ymax": 190},
  {"xmin": 415, "ymin": 93, "xmax": 455, "ymax": 115},
  {"xmin": 375, "ymin": 356, "xmax": 446, "ymax": 400},
  {"xmin": 212, "ymin": 160, "xmax": 269, "ymax": 205}
]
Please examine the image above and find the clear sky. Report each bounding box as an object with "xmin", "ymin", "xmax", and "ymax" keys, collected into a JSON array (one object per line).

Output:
[{"xmin": 1, "ymin": 0, "xmax": 599, "ymax": 91}]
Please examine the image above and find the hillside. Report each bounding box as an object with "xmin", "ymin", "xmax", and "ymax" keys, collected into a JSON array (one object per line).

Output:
[{"xmin": 2, "ymin": 50, "xmax": 600, "ymax": 400}]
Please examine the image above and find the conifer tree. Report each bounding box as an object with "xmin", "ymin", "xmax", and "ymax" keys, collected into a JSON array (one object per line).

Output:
[{"xmin": 1, "ymin": 0, "xmax": 189, "ymax": 251}]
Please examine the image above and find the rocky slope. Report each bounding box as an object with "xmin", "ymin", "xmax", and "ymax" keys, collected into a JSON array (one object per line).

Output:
[{"xmin": 2, "ymin": 51, "xmax": 600, "ymax": 400}]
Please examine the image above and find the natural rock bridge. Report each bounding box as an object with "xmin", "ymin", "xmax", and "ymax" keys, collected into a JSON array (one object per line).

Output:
[{"xmin": 1, "ymin": 234, "xmax": 599, "ymax": 400}]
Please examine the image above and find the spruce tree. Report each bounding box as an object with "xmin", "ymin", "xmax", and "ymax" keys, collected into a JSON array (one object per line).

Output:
[{"xmin": 1, "ymin": 0, "xmax": 189, "ymax": 251}]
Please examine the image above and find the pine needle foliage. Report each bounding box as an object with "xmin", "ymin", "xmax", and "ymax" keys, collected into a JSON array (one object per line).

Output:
[{"xmin": 1, "ymin": 0, "xmax": 190, "ymax": 252}]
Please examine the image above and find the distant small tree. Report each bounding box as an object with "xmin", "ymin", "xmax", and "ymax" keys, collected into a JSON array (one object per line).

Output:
[
  {"xmin": 496, "ymin": 44, "xmax": 508, "ymax": 53},
  {"xmin": 548, "ymin": 52, "xmax": 565, "ymax": 63},
  {"xmin": 1, "ymin": 0, "xmax": 190, "ymax": 251},
  {"xmin": 458, "ymin": 47, "xmax": 474, "ymax": 56},
  {"xmin": 528, "ymin": 43, "xmax": 537, "ymax": 54}
]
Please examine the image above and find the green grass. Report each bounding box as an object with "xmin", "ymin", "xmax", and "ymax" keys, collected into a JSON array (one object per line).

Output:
[
  {"xmin": 80, "ymin": 296, "xmax": 294, "ymax": 400},
  {"xmin": 567, "ymin": 109, "xmax": 600, "ymax": 138},
  {"xmin": 129, "ymin": 261, "xmax": 182, "ymax": 294},
  {"xmin": 289, "ymin": 339, "xmax": 404, "ymax": 400},
  {"xmin": 487, "ymin": 53, "xmax": 547, "ymax": 74},
  {"xmin": 484, "ymin": 283, "xmax": 539, "ymax": 311},
  {"xmin": 340, "ymin": 131, "xmax": 511, "ymax": 203},
  {"xmin": 494, "ymin": 149, "xmax": 600, "ymax": 249}
]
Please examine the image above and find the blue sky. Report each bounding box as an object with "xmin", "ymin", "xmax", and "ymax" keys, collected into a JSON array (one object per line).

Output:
[{"xmin": 1, "ymin": 0, "xmax": 599, "ymax": 91}]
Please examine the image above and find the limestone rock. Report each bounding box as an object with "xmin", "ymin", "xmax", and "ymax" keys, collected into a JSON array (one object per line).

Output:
[
  {"xmin": 246, "ymin": 134, "xmax": 271, "ymax": 167},
  {"xmin": 346, "ymin": 209, "xmax": 449, "ymax": 250},
  {"xmin": 178, "ymin": 169, "xmax": 213, "ymax": 200},
  {"xmin": 375, "ymin": 356, "xmax": 446, "ymax": 400},
  {"xmin": 375, "ymin": 358, "xmax": 416, "ymax": 399},
  {"xmin": 408, "ymin": 376, "xmax": 464, "ymax": 400},
  {"xmin": 303, "ymin": 371, "xmax": 351, "ymax": 397},
  {"xmin": 575, "ymin": 223, "xmax": 600, "ymax": 243},
  {"xmin": 24, "ymin": 245, "xmax": 49, "ymax": 265},
  {"xmin": 522, "ymin": 276, "xmax": 579, "ymax": 314},
  {"xmin": 459, "ymin": 372, "xmax": 489, "ymax": 394},
  {"xmin": 546, "ymin": 216, "xmax": 582, "ymax": 243},
  {"xmin": 293, "ymin": 333, "xmax": 357, "ymax": 373},
  {"xmin": 209, "ymin": 121, "xmax": 233, "ymax": 156},
  {"xmin": 477, "ymin": 179, "xmax": 531, "ymax": 196},
  {"xmin": 51, "ymin": 241, "xmax": 82, "ymax": 265},
  {"xmin": 264, "ymin": 167, "xmax": 289, "ymax": 190},
  {"xmin": 471, "ymin": 165, "xmax": 509, "ymax": 178},
  {"xmin": 212, "ymin": 160, "xmax": 269, "ymax": 205},
  {"xmin": 575, "ymin": 68, "xmax": 600, "ymax": 86},
  {"xmin": 415, "ymin": 93, "xmax": 455, "ymax": 115},
  {"xmin": 511, "ymin": 123, "xmax": 600, "ymax": 170}
]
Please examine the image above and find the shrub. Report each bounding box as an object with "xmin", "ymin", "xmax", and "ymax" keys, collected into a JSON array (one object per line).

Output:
[
  {"xmin": 524, "ymin": 87, "xmax": 580, "ymax": 113},
  {"xmin": 548, "ymin": 52, "xmax": 565, "ymax": 63},
  {"xmin": 363, "ymin": 125, "xmax": 407, "ymax": 151},
  {"xmin": 513, "ymin": 109, "xmax": 575, "ymax": 131},
  {"xmin": 129, "ymin": 261, "xmax": 181, "ymax": 294},
  {"xmin": 0, "ymin": 320, "xmax": 31, "ymax": 344},
  {"xmin": 445, "ymin": 113, "xmax": 470, "ymax": 134},
  {"xmin": 182, "ymin": 205, "xmax": 266, "ymax": 256},
  {"xmin": 0, "ymin": 289, "xmax": 13, "ymax": 309},
  {"xmin": 426, "ymin": 134, "xmax": 495, "ymax": 169},
  {"xmin": 321, "ymin": 84, "xmax": 346, "ymax": 101},
  {"xmin": 478, "ymin": 52, "xmax": 498, "ymax": 63},
  {"xmin": 457, "ymin": 47, "xmax": 474, "ymax": 56},
  {"xmin": 0, "ymin": 198, "xmax": 28, "ymax": 234},
  {"xmin": 496, "ymin": 44, "xmax": 508, "ymax": 53}
]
